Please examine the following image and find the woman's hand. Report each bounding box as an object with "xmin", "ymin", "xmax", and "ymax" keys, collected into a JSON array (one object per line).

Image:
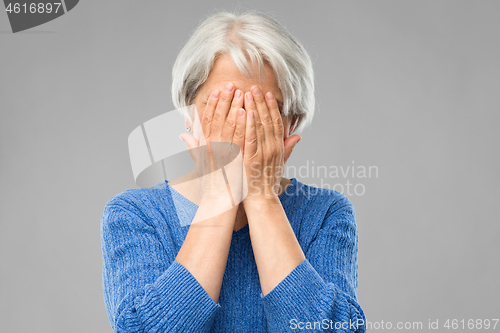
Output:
[
  {"xmin": 241, "ymin": 85, "xmax": 305, "ymax": 296},
  {"xmin": 242, "ymin": 85, "xmax": 301, "ymax": 203},
  {"xmin": 176, "ymin": 85, "xmax": 248, "ymax": 303},
  {"xmin": 180, "ymin": 83, "xmax": 246, "ymax": 206}
]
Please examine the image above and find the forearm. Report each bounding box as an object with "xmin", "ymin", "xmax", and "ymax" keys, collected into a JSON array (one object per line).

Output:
[
  {"xmin": 175, "ymin": 200, "xmax": 237, "ymax": 303},
  {"xmin": 244, "ymin": 198, "xmax": 305, "ymax": 295}
]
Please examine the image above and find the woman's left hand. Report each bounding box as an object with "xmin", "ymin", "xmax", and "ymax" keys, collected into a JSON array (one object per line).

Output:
[{"xmin": 242, "ymin": 86, "xmax": 301, "ymax": 203}]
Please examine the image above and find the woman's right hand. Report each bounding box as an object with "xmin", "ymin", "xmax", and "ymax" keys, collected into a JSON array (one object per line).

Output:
[
  {"xmin": 176, "ymin": 84, "xmax": 247, "ymax": 301},
  {"xmin": 180, "ymin": 82, "xmax": 246, "ymax": 208}
]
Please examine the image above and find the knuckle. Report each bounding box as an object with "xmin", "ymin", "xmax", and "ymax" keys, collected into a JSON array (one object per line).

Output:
[
  {"xmin": 202, "ymin": 115, "xmax": 212, "ymax": 126},
  {"xmin": 212, "ymin": 112, "xmax": 223, "ymax": 122},
  {"xmin": 225, "ymin": 118, "xmax": 236, "ymax": 129},
  {"xmin": 260, "ymin": 115, "xmax": 272, "ymax": 125},
  {"xmin": 247, "ymin": 136, "xmax": 257, "ymax": 145},
  {"xmin": 220, "ymin": 92, "xmax": 232, "ymax": 103},
  {"xmin": 234, "ymin": 128, "xmax": 244, "ymax": 140}
]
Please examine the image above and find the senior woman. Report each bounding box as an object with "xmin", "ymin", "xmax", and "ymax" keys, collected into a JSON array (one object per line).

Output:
[{"xmin": 101, "ymin": 10, "xmax": 366, "ymax": 333}]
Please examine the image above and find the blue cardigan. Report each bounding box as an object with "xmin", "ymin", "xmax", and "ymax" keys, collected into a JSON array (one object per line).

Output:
[{"xmin": 100, "ymin": 178, "xmax": 366, "ymax": 332}]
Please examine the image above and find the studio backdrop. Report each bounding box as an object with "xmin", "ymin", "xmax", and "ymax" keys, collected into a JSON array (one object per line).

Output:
[{"xmin": 1, "ymin": 1, "xmax": 499, "ymax": 332}]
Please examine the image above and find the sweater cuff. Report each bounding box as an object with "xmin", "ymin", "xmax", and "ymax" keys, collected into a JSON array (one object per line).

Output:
[
  {"xmin": 134, "ymin": 260, "xmax": 221, "ymax": 331},
  {"xmin": 260, "ymin": 259, "xmax": 336, "ymax": 322}
]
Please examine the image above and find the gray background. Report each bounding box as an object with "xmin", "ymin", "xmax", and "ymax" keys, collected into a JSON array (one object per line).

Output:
[{"xmin": 1, "ymin": 1, "xmax": 499, "ymax": 332}]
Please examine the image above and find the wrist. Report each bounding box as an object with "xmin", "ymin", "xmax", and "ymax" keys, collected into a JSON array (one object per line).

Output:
[{"xmin": 242, "ymin": 194, "xmax": 281, "ymax": 208}]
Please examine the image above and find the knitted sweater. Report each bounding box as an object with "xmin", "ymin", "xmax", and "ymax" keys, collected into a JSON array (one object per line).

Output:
[{"xmin": 100, "ymin": 178, "xmax": 366, "ymax": 332}]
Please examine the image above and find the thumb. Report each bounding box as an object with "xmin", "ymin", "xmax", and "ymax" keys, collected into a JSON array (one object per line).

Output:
[
  {"xmin": 180, "ymin": 133, "xmax": 199, "ymax": 163},
  {"xmin": 283, "ymin": 134, "xmax": 301, "ymax": 163}
]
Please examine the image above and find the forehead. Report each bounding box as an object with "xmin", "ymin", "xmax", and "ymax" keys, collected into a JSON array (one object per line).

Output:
[{"xmin": 198, "ymin": 54, "xmax": 282, "ymax": 99}]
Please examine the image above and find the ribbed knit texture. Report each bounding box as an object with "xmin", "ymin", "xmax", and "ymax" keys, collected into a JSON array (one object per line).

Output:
[{"xmin": 101, "ymin": 178, "xmax": 366, "ymax": 332}]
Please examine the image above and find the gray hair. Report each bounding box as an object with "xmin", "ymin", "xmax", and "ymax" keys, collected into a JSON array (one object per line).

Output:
[{"xmin": 171, "ymin": 10, "xmax": 315, "ymax": 134}]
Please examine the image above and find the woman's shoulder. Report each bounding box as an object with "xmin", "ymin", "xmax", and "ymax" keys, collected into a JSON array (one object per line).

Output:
[
  {"xmin": 104, "ymin": 181, "xmax": 168, "ymax": 208},
  {"xmin": 101, "ymin": 181, "xmax": 175, "ymax": 226}
]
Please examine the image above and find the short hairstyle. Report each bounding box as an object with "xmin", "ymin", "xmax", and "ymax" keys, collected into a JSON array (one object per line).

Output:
[{"xmin": 171, "ymin": 10, "xmax": 315, "ymax": 134}]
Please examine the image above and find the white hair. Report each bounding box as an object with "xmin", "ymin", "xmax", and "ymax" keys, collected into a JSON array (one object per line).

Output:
[{"xmin": 171, "ymin": 10, "xmax": 315, "ymax": 134}]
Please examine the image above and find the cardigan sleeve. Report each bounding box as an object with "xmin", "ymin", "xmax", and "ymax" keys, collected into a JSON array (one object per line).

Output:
[
  {"xmin": 100, "ymin": 196, "xmax": 220, "ymax": 332},
  {"xmin": 260, "ymin": 196, "xmax": 366, "ymax": 332}
]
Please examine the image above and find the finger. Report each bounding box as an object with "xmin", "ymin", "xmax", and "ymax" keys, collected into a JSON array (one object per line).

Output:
[
  {"xmin": 265, "ymin": 91, "xmax": 284, "ymax": 142},
  {"xmin": 283, "ymin": 134, "xmax": 301, "ymax": 164},
  {"xmin": 251, "ymin": 85, "xmax": 274, "ymax": 144},
  {"xmin": 245, "ymin": 91, "xmax": 264, "ymax": 147},
  {"xmin": 201, "ymin": 89, "xmax": 220, "ymax": 140},
  {"xmin": 221, "ymin": 89, "xmax": 244, "ymax": 143},
  {"xmin": 211, "ymin": 82, "xmax": 234, "ymax": 141},
  {"xmin": 245, "ymin": 109, "xmax": 258, "ymax": 158},
  {"xmin": 232, "ymin": 108, "xmax": 246, "ymax": 154}
]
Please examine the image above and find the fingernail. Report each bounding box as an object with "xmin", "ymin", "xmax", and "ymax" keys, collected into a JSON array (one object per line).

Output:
[
  {"xmin": 265, "ymin": 92, "xmax": 274, "ymax": 101},
  {"xmin": 238, "ymin": 108, "xmax": 245, "ymax": 117},
  {"xmin": 224, "ymin": 82, "xmax": 233, "ymax": 93},
  {"xmin": 246, "ymin": 92, "xmax": 253, "ymax": 101},
  {"xmin": 235, "ymin": 90, "xmax": 242, "ymax": 98},
  {"xmin": 251, "ymin": 86, "xmax": 261, "ymax": 96},
  {"xmin": 179, "ymin": 135, "xmax": 185, "ymax": 143},
  {"xmin": 211, "ymin": 89, "xmax": 220, "ymax": 99}
]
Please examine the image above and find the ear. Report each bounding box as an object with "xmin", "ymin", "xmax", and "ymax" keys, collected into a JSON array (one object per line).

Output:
[{"xmin": 184, "ymin": 116, "xmax": 192, "ymax": 131}]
